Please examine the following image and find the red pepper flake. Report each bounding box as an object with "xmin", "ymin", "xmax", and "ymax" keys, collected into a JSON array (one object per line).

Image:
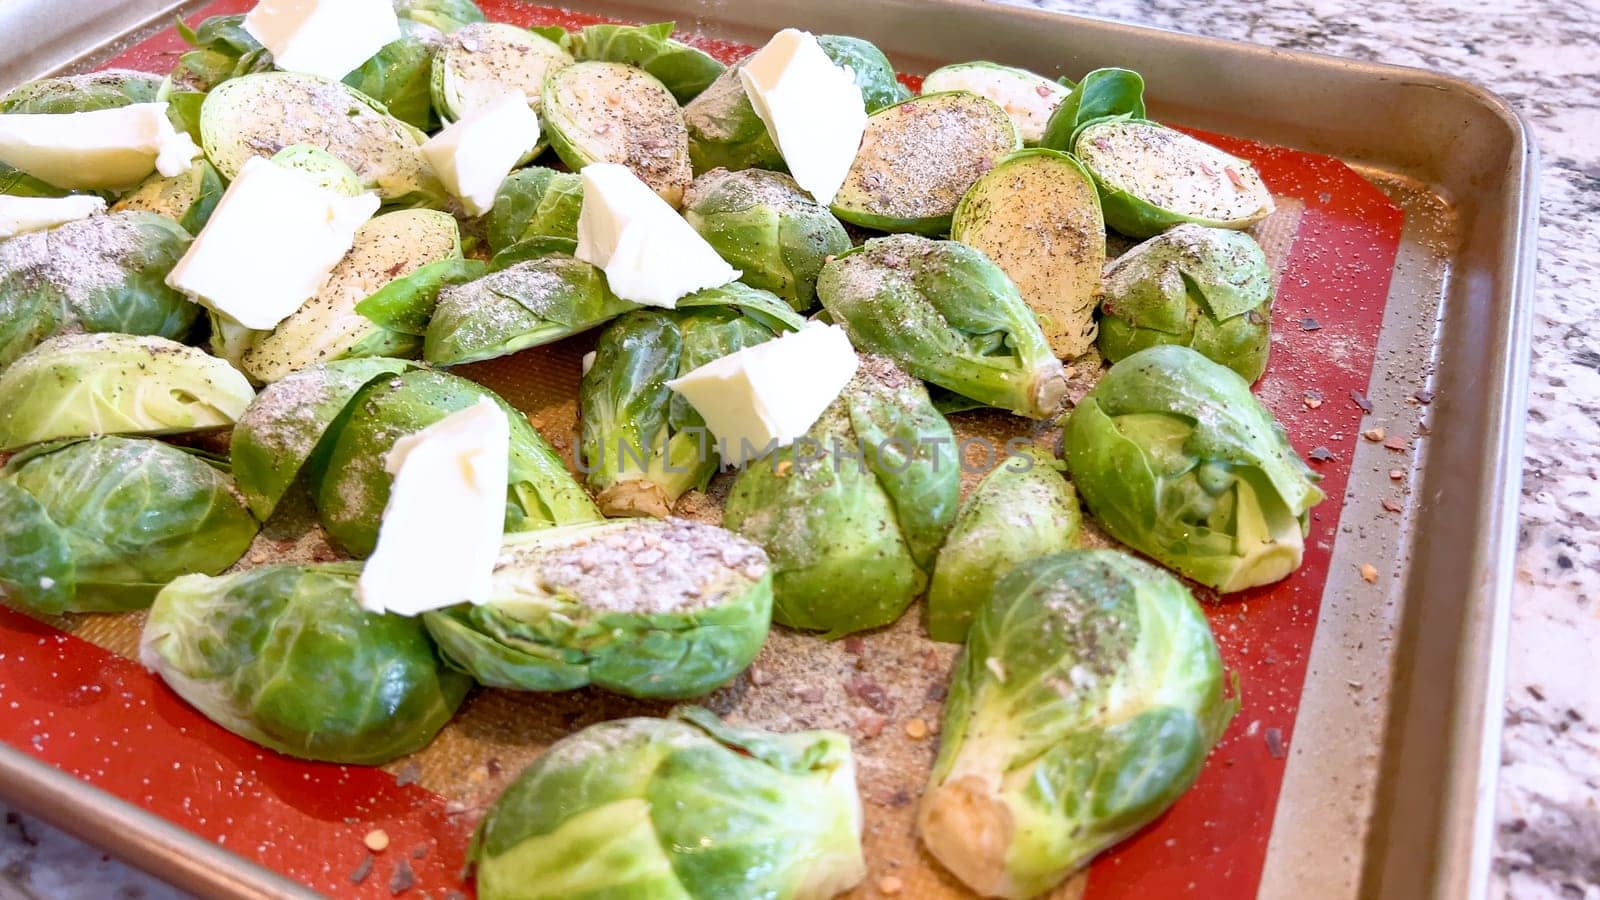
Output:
[
  {"xmin": 1225, "ymin": 167, "xmax": 1247, "ymax": 189},
  {"xmin": 1197, "ymin": 160, "xmax": 1218, "ymax": 177},
  {"xmin": 842, "ymin": 636, "xmax": 865, "ymax": 655},
  {"xmin": 1264, "ymin": 727, "xmax": 1286, "ymax": 758},
  {"xmin": 854, "ymin": 710, "xmax": 886, "ymax": 740},
  {"xmin": 1350, "ymin": 390, "xmax": 1374, "ymax": 413},
  {"xmin": 847, "ymin": 675, "xmax": 894, "ymax": 714},
  {"xmin": 1381, "ymin": 498, "xmax": 1402, "ymax": 513},
  {"xmin": 1299, "ymin": 316, "xmax": 1322, "ymax": 331},
  {"xmin": 1384, "ymin": 435, "xmax": 1410, "ymax": 452},
  {"xmin": 1308, "ymin": 446, "xmax": 1335, "ymax": 462},
  {"xmin": 1034, "ymin": 84, "xmax": 1054, "ymax": 98}
]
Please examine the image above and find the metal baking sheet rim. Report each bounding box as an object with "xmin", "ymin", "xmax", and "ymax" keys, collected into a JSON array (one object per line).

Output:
[{"xmin": 0, "ymin": 1, "xmax": 1537, "ymax": 898}]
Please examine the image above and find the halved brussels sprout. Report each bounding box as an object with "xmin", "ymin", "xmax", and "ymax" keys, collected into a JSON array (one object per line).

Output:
[
  {"xmin": 344, "ymin": 19, "xmax": 443, "ymax": 131},
  {"xmin": 682, "ymin": 168, "xmax": 851, "ymax": 312},
  {"xmin": 241, "ymin": 209, "xmax": 461, "ymax": 382},
  {"xmin": 430, "ymin": 22, "xmax": 571, "ymax": 122},
  {"xmin": 832, "ymin": 91, "xmax": 1020, "ymax": 234},
  {"xmin": 816, "ymin": 34, "xmax": 910, "ymax": 114},
  {"xmin": 140, "ymin": 562, "xmax": 469, "ymax": 765},
  {"xmin": 424, "ymin": 253, "xmax": 637, "ymax": 366},
  {"xmin": 268, "ymin": 143, "xmax": 364, "ymax": 195},
  {"xmin": 485, "ymin": 167, "xmax": 583, "ymax": 254},
  {"xmin": 230, "ymin": 357, "xmax": 415, "ymax": 520},
  {"xmin": 926, "ymin": 447, "xmax": 1081, "ymax": 643},
  {"xmin": 200, "ymin": 72, "xmax": 437, "ymax": 203},
  {"xmin": 112, "ymin": 158, "xmax": 225, "ymax": 235},
  {"xmin": 581, "ymin": 284, "xmax": 803, "ymax": 517},
  {"xmin": 920, "ymin": 550, "xmax": 1236, "ymax": 898},
  {"xmin": 393, "ymin": 0, "xmax": 485, "ymax": 33},
  {"xmin": 0, "ymin": 437, "xmax": 257, "ymax": 614},
  {"xmin": 1099, "ymin": 224, "xmax": 1275, "ymax": 382},
  {"xmin": 1063, "ymin": 345, "xmax": 1324, "ymax": 592},
  {"xmin": 542, "ymin": 61, "xmax": 692, "ymax": 206},
  {"xmin": 424, "ymin": 518, "xmax": 771, "ymax": 698},
  {"xmin": 0, "ymin": 210, "xmax": 198, "ymax": 371},
  {"xmin": 817, "ymin": 234, "xmax": 1067, "ymax": 419},
  {"xmin": 567, "ymin": 22, "xmax": 724, "ymax": 104},
  {"xmin": 1038, "ymin": 66, "xmax": 1146, "ymax": 152},
  {"xmin": 683, "ymin": 59, "xmax": 786, "ymax": 175},
  {"xmin": 725, "ymin": 355, "xmax": 959, "ymax": 638},
  {"xmin": 951, "ymin": 148, "xmax": 1105, "ymax": 359},
  {"xmin": 472, "ymin": 706, "xmax": 865, "ymax": 900},
  {"xmin": 1074, "ymin": 117, "xmax": 1274, "ymax": 237},
  {"xmin": 0, "ymin": 70, "xmax": 163, "ymax": 114},
  {"xmin": 317, "ymin": 368, "xmax": 599, "ymax": 557},
  {"xmin": 0, "ymin": 333, "xmax": 253, "ymax": 451},
  {"xmin": 207, "ymin": 310, "xmax": 263, "ymax": 370},
  {"xmin": 922, "ymin": 61, "xmax": 1069, "ymax": 145}
]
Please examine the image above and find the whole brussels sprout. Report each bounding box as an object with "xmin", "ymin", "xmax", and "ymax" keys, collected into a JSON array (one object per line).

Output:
[
  {"xmin": 1098, "ymin": 224, "xmax": 1275, "ymax": 382},
  {"xmin": 424, "ymin": 518, "xmax": 772, "ymax": 699},
  {"xmin": 0, "ymin": 437, "xmax": 257, "ymax": 615},
  {"xmin": 317, "ymin": 368, "xmax": 599, "ymax": 557},
  {"xmin": 0, "ymin": 210, "xmax": 198, "ymax": 371},
  {"xmin": 926, "ymin": 447, "xmax": 1081, "ymax": 643},
  {"xmin": 725, "ymin": 355, "xmax": 959, "ymax": 637},
  {"xmin": 472, "ymin": 706, "xmax": 866, "ymax": 900},
  {"xmin": 0, "ymin": 70, "xmax": 163, "ymax": 114},
  {"xmin": 485, "ymin": 167, "xmax": 583, "ymax": 255},
  {"xmin": 815, "ymin": 35, "xmax": 910, "ymax": 114},
  {"xmin": 682, "ymin": 60, "xmax": 785, "ymax": 175},
  {"xmin": 682, "ymin": 168, "xmax": 851, "ymax": 312},
  {"xmin": 567, "ymin": 22, "xmax": 725, "ymax": 104},
  {"xmin": 0, "ymin": 333, "xmax": 254, "ymax": 452},
  {"xmin": 140, "ymin": 563, "xmax": 470, "ymax": 765},
  {"xmin": 919, "ymin": 550, "xmax": 1236, "ymax": 898},
  {"xmin": 344, "ymin": 19, "xmax": 442, "ymax": 132},
  {"xmin": 581, "ymin": 283, "xmax": 804, "ymax": 518},
  {"xmin": 166, "ymin": 15, "xmax": 273, "ymax": 94},
  {"xmin": 817, "ymin": 234, "xmax": 1067, "ymax": 420},
  {"xmin": 1038, "ymin": 67, "xmax": 1146, "ymax": 152},
  {"xmin": 1063, "ymin": 345, "xmax": 1324, "ymax": 592},
  {"xmin": 393, "ymin": 0, "xmax": 485, "ymax": 33}
]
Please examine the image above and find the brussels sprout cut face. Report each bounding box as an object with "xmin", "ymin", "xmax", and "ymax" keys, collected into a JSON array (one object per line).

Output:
[
  {"xmin": 472, "ymin": 707, "xmax": 865, "ymax": 900},
  {"xmin": 567, "ymin": 22, "xmax": 725, "ymax": 104},
  {"xmin": 920, "ymin": 550, "xmax": 1235, "ymax": 899},
  {"xmin": 542, "ymin": 62, "xmax": 692, "ymax": 206},
  {"xmin": 0, "ymin": 70, "xmax": 163, "ymax": 115},
  {"xmin": 425, "ymin": 518, "xmax": 773, "ymax": 699},
  {"xmin": 1064, "ymin": 345, "xmax": 1324, "ymax": 592},
  {"xmin": 431, "ymin": 22, "xmax": 571, "ymax": 122},
  {"xmin": 922, "ymin": 62, "xmax": 1069, "ymax": 145}
]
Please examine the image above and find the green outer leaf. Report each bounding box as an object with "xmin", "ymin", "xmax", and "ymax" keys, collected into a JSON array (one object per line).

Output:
[
  {"xmin": 1038, "ymin": 67, "xmax": 1147, "ymax": 151},
  {"xmin": 6, "ymin": 437, "xmax": 258, "ymax": 612},
  {"xmin": 0, "ymin": 70, "xmax": 162, "ymax": 114},
  {"xmin": 0, "ymin": 479, "xmax": 76, "ymax": 615},
  {"xmin": 568, "ymin": 22, "xmax": 725, "ymax": 104},
  {"xmin": 140, "ymin": 564, "xmax": 469, "ymax": 765},
  {"xmin": 229, "ymin": 357, "xmax": 415, "ymax": 521},
  {"xmin": 430, "ymin": 22, "xmax": 571, "ymax": 123},
  {"xmin": 816, "ymin": 35, "xmax": 910, "ymax": 114},
  {"xmin": 393, "ymin": 0, "xmax": 485, "ymax": 33},
  {"xmin": 344, "ymin": 22, "xmax": 440, "ymax": 132},
  {"xmin": 0, "ymin": 162, "xmax": 70, "ymax": 198},
  {"xmin": 922, "ymin": 550, "xmax": 1234, "ymax": 897},
  {"xmin": 682, "ymin": 61, "xmax": 786, "ymax": 176},
  {"xmin": 485, "ymin": 167, "xmax": 583, "ymax": 255},
  {"xmin": 356, "ymin": 256, "xmax": 487, "ymax": 336},
  {"xmin": 673, "ymin": 281, "xmax": 805, "ymax": 333},
  {"xmin": 488, "ymin": 236, "xmax": 579, "ymax": 269},
  {"xmin": 925, "ymin": 448, "xmax": 1081, "ymax": 642}
]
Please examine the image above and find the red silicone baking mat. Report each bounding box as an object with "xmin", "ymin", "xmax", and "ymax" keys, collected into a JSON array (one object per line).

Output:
[{"xmin": 0, "ymin": 2, "xmax": 1403, "ymax": 897}]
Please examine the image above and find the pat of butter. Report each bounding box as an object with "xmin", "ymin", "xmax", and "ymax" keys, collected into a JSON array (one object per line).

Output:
[
  {"xmin": 244, "ymin": 0, "xmax": 402, "ymax": 82},
  {"xmin": 667, "ymin": 322, "xmax": 859, "ymax": 465},
  {"xmin": 740, "ymin": 30, "xmax": 866, "ymax": 206},
  {"xmin": 165, "ymin": 155, "xmax": 379, "ymax": 330},
  {"xmin": 422, "ymin": 91, "xmax": 542, "ymax": 217},
  {"xmin": 0, "ymin": 195, "xmax": 107, "ymax": 239},
  {"xmin": 0, "ymin": 103, "xmax": 200, "ymax": 191},
  {"xmin": 357, "ymin": 398, "xmax": 510, "ymax": 616},
  {"xmin": 575, "ymin": 162, "xmax": 739, "ymax": 308}
]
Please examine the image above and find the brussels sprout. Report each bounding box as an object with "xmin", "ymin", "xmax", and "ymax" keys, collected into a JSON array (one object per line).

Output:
[
  {"xmin": 112, "ymin": 158, "xmax": 225, "ymax": 235},
  {"xmin": 1038, "ymin": 67, "xmax": 1146, "ymax": 152},
  {"xmin": 1098, "ymin": 224, "xmax": 1275, "ymax": 382},
  {"xmin": 0, "ymin": 162, "xmax": 69, "ymax": 199},
  {"xmin": 0, "ymin": 437, "xmax": 257, "ymax": 614},
  {"xmin": 1063, "ymin": 345, "xmax": 1324, "ymax": 591},
  {"xmin": 919, "ymin": 550, "xmax": 1236, "ymax": 898},
  {"xmin": 344, "ymin": 19, "xmax": 443, "ymax": 131},
  {"xmin": 817, "ymin": 234, "xmax": 1067, "ymax": 419},
  {"xmin": 682, "ymin": 60, "xmax": 786, "ymax": 175},
  {"xmin": 682, "ymin": 168, "xmax": 850, "ymax": 312},
  {"xmin": 166, "ymin": 15, "xmax": 273, "ymax": 94},
  {"xmin": 140, "ymin": 563, "xmax": 469, "ymax": 765},
  {"xmin": 581, "ymin": 285, "xmax": 803, "ymax": 517},
  {"xmin": 200, "ymin": 72, "xmax": 437, "ymax": 204},
  {"xmin": 430, "ymin": 22, "xmax": 571, "ymax": 122},
  {"xmin": 0, "ymin": 210, "xmax": 197, "ymax": 371},
  {"xmin": 231, "ymin": 357, "xmax": 415, "ymax": 520},
  {"xmin": 241, "ymin": 209, "xmax": 461, "ymax": 382},
  {"xmin": 568, "ymin": 22, "xmax": 724, "ymax": 104},
  {"xmin": 424, "ymin": 518, "xmax": 771, "ymax": 698},
  {"xmin": 725, "ymin": 355, "xmax": 958, "ymax": 637},
  {"xmin": 0, "ymin": 70, "xmax": 162, "ymax": 116},
  {"xmin": 471, "ymin": 706, "xmax": 865, "ymax": 899},
  {"xmin": 317, "ymin": 368, "xmax": 599, "ymax": 557},
  {"xmin": 951, "ymin": 148, "xmax": 1105, "ymax": 359},
  {"xmin": 1074, "ymin": 118, "xmax": 1274, "ymax": 237},
  {"xmin": 393, "ymin": 0, "xmax": 485, "ymax": 33},
  {"xmin": 815, "ymin": 34, "xmax": 910, "ymax": 114},
  {"xmin": 925, "ymin": 447, "xmax": 1080, "ymax": 643},
  {"xmin": 485, "ymin": 166, "xmax": 583, "ymax": 254},
  {"xmin": 0, "ymin": 333, "xmax": 255, "ymax": 451},
  {"xmin": 424, "ymin": 253, "xmax": 637, "ymax": 366},
  {"xmin": 268, "ymin": 143, "xmax": 364, "ymax": 195},
  {"xmin": 543, "ymin": 61, "xmax": 692, "ymax": 206},
  {"xmin": 922, "ymin": 61, "xmax": 1069, "ymax": 145},
  {"xmin": 206, "ymin": 310, "xmax": 263, "ymax": 370}
]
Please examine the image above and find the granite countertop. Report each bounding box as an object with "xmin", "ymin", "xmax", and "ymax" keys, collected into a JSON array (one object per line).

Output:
[{"xmin": 3, "ymin": 0, "xmax": 1596, "ymax": 897}]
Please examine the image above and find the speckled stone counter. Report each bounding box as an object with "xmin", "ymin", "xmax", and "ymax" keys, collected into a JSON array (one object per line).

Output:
[{"xmin": 3, "ymin": 0, "xmax": 1596, "ymax": 897}]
